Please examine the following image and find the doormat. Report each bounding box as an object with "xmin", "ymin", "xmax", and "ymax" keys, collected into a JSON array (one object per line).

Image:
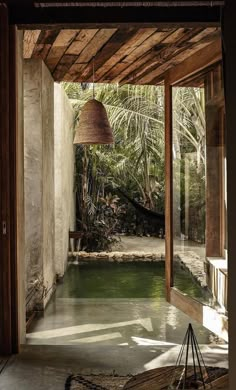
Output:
[{"xmin": 65, "ymin": 373, "xmax": 132, "ymax": 390}]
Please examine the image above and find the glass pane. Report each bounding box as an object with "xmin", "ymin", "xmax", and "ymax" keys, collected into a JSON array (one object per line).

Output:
[
  {"xmin": 172, "ymin": 65, "xmax": 227, "ymax": 313},
  {"xmin": 172, "ymin": 84, "xmax": 209, "ymax": 304}
]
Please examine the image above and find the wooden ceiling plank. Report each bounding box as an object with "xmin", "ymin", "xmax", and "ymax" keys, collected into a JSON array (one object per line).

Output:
[
  {"xmin": 69, "ymin": 28, "xmax": 117, "ymax": 81},
  {"xmin": 53, "ymin": 54, "xmax": 78, "ymax": 80},
  {"xmin": 161, "ymin": 27, "xmax": 190, "ymax": 44},
  {"xmin": 100, "ymin": 29, "xmax": 174, "ymax": 81},
  {"xmin": 115, "ymin": 27, "xmax": 202, "ymax": 84},
  {"xmin": 94, "ymin": 27, "xmax": 157, "ymax": 81},
  {"xmin": 112, "ymin": 51, "xmax": 154, "ymax": 83},
  {"xmin": 123, "ymin": 27, "xmax": 218, "ymax": 84},
  {"xmin": 45, "ymin": 29, "xmax": 79, "ymax": 71},
  {"xmin": 189, "ymin": 26, "xmax": 218, "ymax": 42},
  {"xmin": 65, "ymin": 29, "xmax": 98, "ymax": 55},
  {"xmin": 167, "ymin": 37, "xmax": 222, "ymax": 85},
  {"xmin": 53, "ymin": 29, "xmax": 101, "ymax": 80},
  {"xmin": 23, "ymin": 30, "xmax": 41, "ymax": 58},
  {"xmin": 32, "ymin": 43, "xmax": 52, "ymax": 60},
  {"xmin": 143, "ymin": 38, "xmax": 220, "ymax": 85},
  {"xmin": 78, "ymin": 27, "xmax": 139, "ymax": 82},
  {"xmin": 36, "ymin": 29, "xmax": 60, "ymax": 44},
  {"xmin": 67, "ymin": 63, "xmax": 88, "ymax": 81},
  {"xmin": 75, "ymin": 28, "xmax": 117, "ymax": 64}
]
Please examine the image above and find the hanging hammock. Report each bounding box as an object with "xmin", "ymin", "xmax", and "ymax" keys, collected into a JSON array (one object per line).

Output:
[{"xmin": 117, "ymin": 188, "xmax": 165, "ymax": 227}]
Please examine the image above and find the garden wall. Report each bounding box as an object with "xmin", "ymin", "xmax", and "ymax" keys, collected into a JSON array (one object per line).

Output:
[
  {"xmin": 24, "ymin": 59, "xmax": 55, "ymax": 310},
  {"xmin": 24, "ymin": 59, "xmax": 75, "ymax": 313},
  {"xmin": 54, "ymin": 83, "xmax": 75, "ymax": 278}
]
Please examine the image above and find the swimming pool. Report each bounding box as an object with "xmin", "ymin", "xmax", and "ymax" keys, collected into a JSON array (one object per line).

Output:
[{"xmin": 56, "ymin": 260, "xmax": 209, "ymax": 301}]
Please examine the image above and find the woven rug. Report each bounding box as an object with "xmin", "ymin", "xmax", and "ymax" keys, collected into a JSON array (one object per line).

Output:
[{"xmin": 65, "ymin": 374, "xmax": 132, "ymax": 390}]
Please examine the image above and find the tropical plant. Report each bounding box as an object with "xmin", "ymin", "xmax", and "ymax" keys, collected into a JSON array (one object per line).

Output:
[{"xmin": 64, "ymin": 82, "xmax": 206, "ymax": 249}]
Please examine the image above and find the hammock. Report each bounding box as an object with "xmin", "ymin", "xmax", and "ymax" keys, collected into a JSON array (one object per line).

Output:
[{"xmin": 117, "ymin": 188, "xmax": 165, "ymax": 227}]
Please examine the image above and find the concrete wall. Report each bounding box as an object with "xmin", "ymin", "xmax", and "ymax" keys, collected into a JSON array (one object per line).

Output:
[
  {"xmin": 54, "ymin": 83, "xmax": 75, "ymax": 278},
  {"xmin": 24, "ymin": 59, "xmax": 55, "ymax": 310},
  {"xmin": 24, "ymin": 59, "xmax": 75, "ymax": 312}
]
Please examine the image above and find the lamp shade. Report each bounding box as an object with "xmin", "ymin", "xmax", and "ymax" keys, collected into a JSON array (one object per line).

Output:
[{"xmin": 73, "ymin": 99, "xmax": 114, "ymax": 145}]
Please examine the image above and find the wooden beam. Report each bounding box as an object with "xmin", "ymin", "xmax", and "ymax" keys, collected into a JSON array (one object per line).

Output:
[
  {"xmin": 43, "ymin": 29, "xmax": 79, "ymax": 71},
  {"xmin": 222, "ymin": 2, "xmax": 236, "ymax": 386},
  {"xmin": 165, "ymin": 76, "xmax": 173, "ymax": 301},
  {"xmin": 23, "ymin": 30, "xmax": 41, "ymax": 58},
  {"xmin": 9, "ymin": 6, "xmax": 221, "ymax": 28},
  {"xmin": 170, "ymin": 287, "xmax": 228, "ymax": 341},
  {"xmin": 170, "ymin": 288, "xmax": 203, "ymax": 323},
  {"xmin": 120, "ymin": 27, "xmax": 204, "ymax": 85},
  {"xmin": 130, "ymin": 28, "xmax": 220, "ymax": 85},
  {"xmin": 9, "ymin": 25, "xmax": 19, "ymax": 353},
  {"xmin": 205, "ymin": 65, "xmax": 225, "ymax": 258},
  {"xmin": 101, "ymin": 29, "xmax": 172, "ymax": 82},
  {"xmin": 0, "ymin": 4, "xmax": 12, "ymax": 356},
  {"xmin": 78, "ymin": 27, "xmax": 139, "ymax": 82},
  {"xmin": 64, "ymin": 28, "xmax": 116, "ymax": 81},
  {"xmin": 167, "ymin": 37, "xmax": 222, "ymax": 85},
  {"xmin": 94, "ymin": 28, "xmax": 157, "ymax": 82}
]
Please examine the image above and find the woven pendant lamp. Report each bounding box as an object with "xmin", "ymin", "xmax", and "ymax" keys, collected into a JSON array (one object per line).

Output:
[
  {"xmin": 73, "ymin": 57, "xmax": 114, "ymax": 145},
  {"xmin": 73, "ymin": 98, "xmax": 114, "ymax": 144}
]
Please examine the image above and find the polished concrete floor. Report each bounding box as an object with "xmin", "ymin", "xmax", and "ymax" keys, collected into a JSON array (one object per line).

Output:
[
  {"xmin": 0, "ymin": 259, "xmax": 228, "ymax": 389},
  {"xmin": 0, "ymin": 297, "xmax": 228, "ymax": 389}
]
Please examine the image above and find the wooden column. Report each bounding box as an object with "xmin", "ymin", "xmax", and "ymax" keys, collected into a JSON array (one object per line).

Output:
[
  {"xmin": 0, "ymin": 6, "xmax": 19, "ymax": 355},
  {"xmin": 165, "ymin": 76, "xmax": 173, "ymax": 301},
  {"xmin": 205, "ymin": 65, "xmax": 225, "ymax": 258},
  {"xmin": 9, "ymin": 25, "xmax": 20, "ymax": 353},
  {"xmin": 222, "ymin": 1, "xmax": 236, "ymax": 388},
  {"xmin": 0, "ymin": 4, "xmax": 12, "ymax": 355}
]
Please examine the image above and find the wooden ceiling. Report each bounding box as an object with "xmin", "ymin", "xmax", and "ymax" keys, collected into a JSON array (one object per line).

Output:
[{"xmin": 23, "ymin": 27, "xmax": 220, "ymax": 85}]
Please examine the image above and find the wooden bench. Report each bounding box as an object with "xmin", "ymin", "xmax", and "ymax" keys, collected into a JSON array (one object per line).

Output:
[{"xmin": 69, "ymin": 231, "xmax": 84, "ymax": 251}]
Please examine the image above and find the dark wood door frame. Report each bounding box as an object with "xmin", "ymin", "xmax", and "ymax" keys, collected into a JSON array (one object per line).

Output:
[
  {"xmin": 0, "ymin": 6, "xmax": 20, "ymax": 355},
  {"xmin": 0, "ymin": 4, "xmax": 12, "ymax": 356},
  {"xmin": 1, "ymin": 0, "xmax": 234, "ymax": 357}
]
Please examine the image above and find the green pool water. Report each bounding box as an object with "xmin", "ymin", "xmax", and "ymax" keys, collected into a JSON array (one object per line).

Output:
[{"xmin": 56, "ymin": 261, "xmax": 208, "ymax": 300}]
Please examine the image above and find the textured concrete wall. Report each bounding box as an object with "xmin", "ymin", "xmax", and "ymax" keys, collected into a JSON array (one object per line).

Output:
[
  {"xmin": 54, "ymin": 83, "xmax": 75, "ymax": 277},
  {"xmin": 42, "ymin": 64, "xmax": 55, "ymax": 306},
  {"xmin": 24, "ymin": 59, "xmax": 55, "ymax": 310}
]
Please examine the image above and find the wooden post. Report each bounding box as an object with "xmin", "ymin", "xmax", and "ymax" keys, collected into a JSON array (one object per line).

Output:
[
  {"xmin": 0, "ymin": 4, "xmax": 12, "ymax": 355},
  {"xmin": 205, "ymin": 65, "xmax": 225, "ymax": 258},
  {"xmin": 165, "ymin": 76, "xmax": 173, "ymax": 301},
  {"xmin": 9, "ymin": 25, "xmax": 20, "ymax": 353}
]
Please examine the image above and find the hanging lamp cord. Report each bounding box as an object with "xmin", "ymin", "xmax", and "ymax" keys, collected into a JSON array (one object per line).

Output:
[{"xmin": 93, "ymin": 56, "xmax": 95, "ymax": 100}]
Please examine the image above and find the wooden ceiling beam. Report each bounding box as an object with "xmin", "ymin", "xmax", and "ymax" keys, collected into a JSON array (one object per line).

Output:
[
  {"xmin": 166, "ymin": 36, "xmax": 222, "ymax": 85},
  {"xmin": 54, "ymin": 28, "xmax": 116, "ymax": 81},
  {"xmin": 45, "ymin": 29, "xmax": 79, "ymax": 71},
  {"xmin": 93, "ymin": 28, "xmax": 157, "ymax": 81},
  {"xmin": 78, "ymin": 27, "xmax": 138, "ymax": 82},
  {"xmin": 23, "ymin": 30, "xmax": 41, "ymax": 58},
  {"xmin": 99, "ymin": 28, "xmax": 172, "ymax": 82},
  {"xmin": 9, "ymin": 6, "xmax": 221, "ymax": 27},
  {"xmin": 138, "ymin": 30, "xmax": 221, "ymax": 85},
  {"xmin": 115, "ymin": 27, "xmax": 200, "ymax": 84}
]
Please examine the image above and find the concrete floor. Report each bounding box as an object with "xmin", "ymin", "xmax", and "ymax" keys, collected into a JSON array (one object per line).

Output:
[
  {"xmin": 0, "ymin": 297, "xmax": 228, "ymax": 390},
  {"xmin": 114, "ymin": 236, "xmax": 205, "ymax": 259},
  {"xmin": 0, "ymin": 239, "xmax": 226, "ymax": 389}
]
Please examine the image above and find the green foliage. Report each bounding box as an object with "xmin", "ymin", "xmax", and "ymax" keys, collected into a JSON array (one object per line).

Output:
[{"xmin": 64, "ymin": 82, "xmax": 206, "ymax": 249}]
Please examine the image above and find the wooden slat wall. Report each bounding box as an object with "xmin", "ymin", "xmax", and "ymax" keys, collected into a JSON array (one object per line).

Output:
[{"xmin": 23, "ymin": 26, "xmax": 220, "ymax": 84}]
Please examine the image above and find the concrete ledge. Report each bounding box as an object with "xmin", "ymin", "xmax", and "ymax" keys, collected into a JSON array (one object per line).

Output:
[{"xmin": 68, "ymin": 251, "xmax": 165, "ymax": 261}]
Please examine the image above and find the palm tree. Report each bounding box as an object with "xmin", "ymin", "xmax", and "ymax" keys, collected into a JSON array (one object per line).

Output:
[{"xmin": 63, "ymin": 82, "xmax": 206, "ymax": 248}]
